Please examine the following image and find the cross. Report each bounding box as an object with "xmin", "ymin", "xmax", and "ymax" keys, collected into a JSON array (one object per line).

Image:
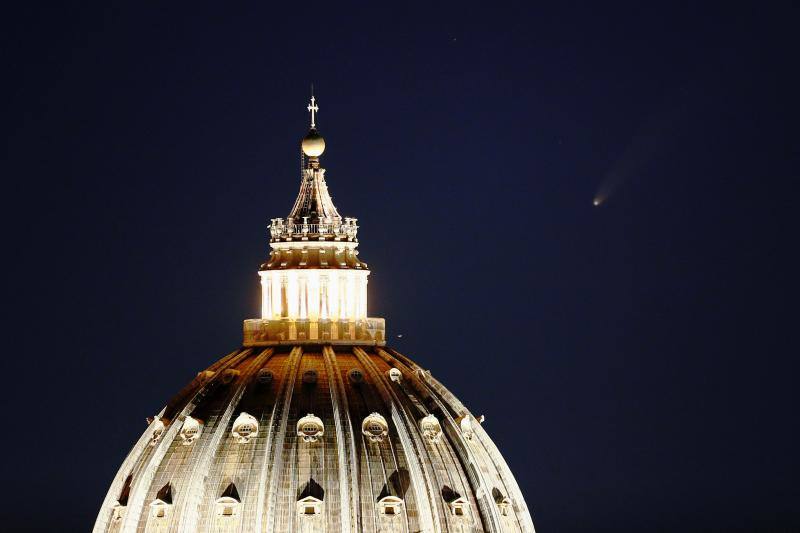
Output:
[{"xmin": 307, "ymin": 95, "xmax": 319, "ymax": 129}]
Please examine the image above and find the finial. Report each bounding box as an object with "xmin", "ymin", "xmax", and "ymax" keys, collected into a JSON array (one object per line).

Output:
[
  {"xmin": 307, "ymin": 87, "xmax": 319, "ymax": 129},
  {"xmin": 302, "ymin": 89, "xmax": 325, "ymax": 158}
]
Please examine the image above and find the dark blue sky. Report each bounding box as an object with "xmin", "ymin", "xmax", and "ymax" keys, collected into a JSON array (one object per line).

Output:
[{"xmin": 3, "ymin": 2, "xmax": 799, "ymax": 531}]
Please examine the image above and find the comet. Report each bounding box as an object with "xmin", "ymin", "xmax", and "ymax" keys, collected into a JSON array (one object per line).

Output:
[{"xmin": 594, "ymin": 97, "xmax": 688, "ymax": 206}]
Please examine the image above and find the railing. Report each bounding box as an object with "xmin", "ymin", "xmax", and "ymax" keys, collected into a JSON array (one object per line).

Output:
[
  {"xmin": 243, "ymin": 317, "xmax": 385, "ymax": 346},
  {"xmin": 270, "ymin": 218, "xmax": 359, "ymax": 240}
]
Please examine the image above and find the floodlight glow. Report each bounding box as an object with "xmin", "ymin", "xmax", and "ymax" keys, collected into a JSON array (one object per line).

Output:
[{"xmin": 260, "ymin": 269, "xmax": 369, "ymax": 321}]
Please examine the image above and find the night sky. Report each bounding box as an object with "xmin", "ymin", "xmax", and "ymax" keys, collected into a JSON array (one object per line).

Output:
[{"xmin": 4, "ymin": 3, "xmax": 799, "ymax": 531}]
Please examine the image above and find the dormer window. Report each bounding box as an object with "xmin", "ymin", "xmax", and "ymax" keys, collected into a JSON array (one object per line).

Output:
[
  {"xmin": 215, "ymin": 483, "xmax": 241, "ymax": 518},
  {"xmin": 442, "ymin": 486, "xmax": 469, "ymax": 520},
  {"xmin": 111, "ymin": 474, "xmax": 132, "ymax": 522},
  {"xmin": 196, "ymin": 370, "xmax": 215, "ymax": 383},
  {"xmin": 361, "ymin": 412, "xmax": 389, "ymax": 443},
  {"xmin": 111, "ymin": 502, "xmax": 126, "ymax": 522},
  {"xmin": 497, "ymin": 495, "xmax": 512, "ymax": 516},
  {"xmin": 388, "ymin": 367, "xmax": 402, "ymax": 382},
  {"xmin": 221, "ymin": 368, "xmax": 240, "ymax": 385},
  {"xmin": 231, "ymin": 412, "xmax": 259, "ymax": 443},
  {"xmin": 256, "ymin": 368, "xmax": 274, "ymax": 385},
  {"xmin": 297, "ymin": 414, "xmax": 324, "ymax": 442},
  {"xmin": 179, "ymin": 416, "xmax": 203, "ymax": 445},
  {"xmin": 302, "ymin": 370, "xmax": 318, "ymax": 384},
  {"xmin": 257, "ymin": 368, "xmax": 273, "ymax": 385},
  {"xmin": 456, "ymin": 414, "xmax": 474, "ymax": 441},
  {"xmin": 149, "ymin": 483, "xmax": 173, "ymax": 521},
  {"xmin": 296, "ymin": 496, "xmax": 323, "ymax": 519},
  {"xmin": 489, "ymin": 486, "xmax": 512, "ymax": 516},
  {"xmin": 449, "ymin": 496, "xmax": 469, "ymax": 518},
  {"xmin": 348, "ymin": 368, "xmax": 364, "ymax": 384},
  {"xmin": 149, "ymin": 417, "xmax": 166, "ymax": 446},
  {"xmin": 377, "ymin": 495, "xmax": 403, "ymax": 517},
  {"xmin": 420, "ymin": 414, "xmax": 443, "ymax": 443}
]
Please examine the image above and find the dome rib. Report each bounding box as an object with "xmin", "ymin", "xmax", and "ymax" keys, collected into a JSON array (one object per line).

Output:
[
  {"xmin": 251, "ymin": 346, "xmax": 295, "ymax": 530},
  {"xmin": 322, "ymin": 346, "xmax": 357, "ymax": 531},
  {"xmin": 352, "ymin": 346, "xmax": 442, "ymax": 531},
  {"xmin": 417, "ymin": 361, "xmax": 537, "ymax": 533},
  {"xmin": 374, "ymin": 347, "xmax": 489, "ymax": 531},
  {"xmin": 377, "ymin": 346, "xmax": 502, "ymax": 529},
  {"xmin": 174, "ymin": 349, "xmax": 268, "ymax": 532},
  {"xmin": 193, "ymin": 349, "xmax": 272, "ymax": 530},
  {"xmin": 116, "ymin": 348, "xmax": 256, "ymax": 533},
  {"xmin": 262, "ymin": 346, "xmax": 302, "ymax": 530}
]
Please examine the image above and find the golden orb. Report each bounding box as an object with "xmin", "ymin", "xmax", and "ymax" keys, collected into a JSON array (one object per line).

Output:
[{"xmin": 302, "ymin": 130, "xmax": 325, "ymax": 157}]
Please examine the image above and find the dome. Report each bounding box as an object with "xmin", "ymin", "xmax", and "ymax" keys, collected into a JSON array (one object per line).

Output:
[
  {"xmin": 94, "ymin": 346, "xmax": 535, "ymax": 532},
  {"xmin": 93, "ymin": 96, "xmax": 536, "ymax": 532},
  {"xmin": 302, "ymin": 129, "xmax": 326, "ymax": 157}
]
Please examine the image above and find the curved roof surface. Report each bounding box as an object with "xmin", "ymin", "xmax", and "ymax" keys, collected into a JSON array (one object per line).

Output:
[{"xmin": 93, "ymin": 344, "xmax": 535, "ymax": 532}]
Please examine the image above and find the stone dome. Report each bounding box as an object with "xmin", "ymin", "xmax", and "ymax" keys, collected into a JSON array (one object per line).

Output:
[
  {"xmin": 93, "ymin": 96, "xmax": 536, "ymax": 533},
  {"xmin": 93, "ymin": 345, "xmax": 535, "ymax": 532}
]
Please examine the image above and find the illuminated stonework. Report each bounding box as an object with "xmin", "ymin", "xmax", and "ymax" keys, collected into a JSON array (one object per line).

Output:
[
  {"xmin": 148, "ymin": 417, "xmax": 165, "ymax": 447},
  {"xmin": 260, "ymin": 127, "xmax": 369, "ymax": 325},
  {"xmin": 361, "ymin": 412, "xmax": 390, "ymax": 443},
  {"xmin": 94, "ymin": 346, "xmax": 536, "ymax": 532},
  {"xmin": 421, "ymin": 413, "xmax": 444, "ymax": 443},
  {"xmin": 259, "ymin": 266, "xmax": 368, "ymax": 321},
  {"xmin": 296, "ymin": 413, "xmax": 325, "ymax": 443},
  {"xmin": 231, "ymin": 412, "xmax": 258, "ymax": 443},
  {"xmin": 178, "ymin": 416, "xmax": 202, "ymax": 446},
  {"xmin": 242, "ymin": 316, "xmax": 385, "ymax": 346},
  {"xmin": 93, "ymin": 96, "xmax": 536, "ymax": 533}
]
